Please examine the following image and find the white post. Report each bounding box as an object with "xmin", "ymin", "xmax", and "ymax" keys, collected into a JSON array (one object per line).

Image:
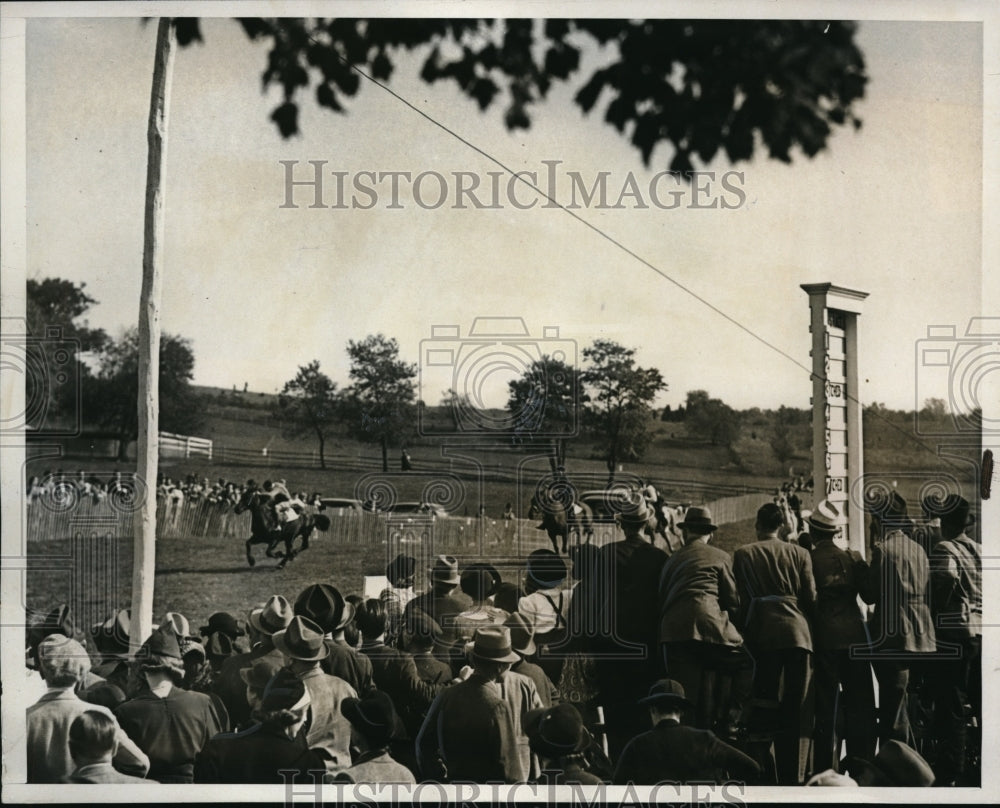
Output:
[{"xmin": 131, "ymin": 18, "xmax": 176, "ymax": 652}]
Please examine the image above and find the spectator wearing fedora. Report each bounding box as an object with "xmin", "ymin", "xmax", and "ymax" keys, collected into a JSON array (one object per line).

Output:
[
  {"xmin": 865, "ymin": 492, "xmax": 935, "ymax": 748},
  {"xmin": 328, "ymin": 692, "xmax": 417, "ymax": 784},
  {"xmin": 67, "ymin": 710, "xmax": 155, "ymax": 784},
  {"xmin": 732, "ymin": 501, "xmax": 817, "ymax": 784},
  {"xmin": 926, "ymin": 494, "xmax": 981, "ymax": 785},
  {"xmin": 26, "ymin": 604, "xmax": 104, "ymax": 704},
  {"xmin": 416, "ymin": 626, "xmax": 542, "ymax": 783},
  {"xmin": 195, "ymin": 668, "xmax": 326, "ymax": 783},
  {"xmin": 505, "ymin": 612, "xmax": 559, "ymax": 709},
  {"xmin": 456, "ymin": 563, "xmax": 509, "ymax": 644},
  {"xmin": 404, "ymin": 612, "xmax": 453, "ymax": 687},
  {"xmin": 591, "ymin": 496, "xmax": 669, "ymax": 758},
  {"xmin": 518, "ymin": 550, "xmax": 572, "ymax": 683},
  {"xmin": 27, "ymin": 636, "xmax": 150, "ymax": 783},
  {"xmin": 295, "ymin": 583, "xmax": 376, "ymax": 698},
  {"xmin": 380, "ymin": 554, "xmax": 417, "ymax": 646},
  {"xmin": 114, "ymin": 629, "xmax": 227, "ymax": 783},
  {"xmin": 274, "ymin": 614, "xmax": 358, "ymax": 773},
  {"xmin": 841, "ymin": 739, "xmax": 936, "ymax": 786},
  {"xmin": 527, "ymin": 704, "xmax": 605, "ymax": 785},
  {"xmin": 214, "ymin": 596, "xmax": 294, "ymax": 729},
  {"xmin": 806, "ymin": 499, "xmax": 876, "ymax": 773},
  {"xmin": 204, "ymin": 632, "xmax": 239, "ymax": 676},
  {"xmin": 85, "ymin": 609, "xmax": 133, "ymax": 708},
  {"xmin": 200, "ymin": 612, "xmax": 246, "ymax": 649},
  {"xmin": 405, "ymin": 555, "xmax": 473, "ymax": 671},
  {"xmin": 613, "ymin": 679, "xmax": 760, "ymax": 785},
  {"xmin": 658, "ymin": 506, "xmax": 752, "ymax": 739}
]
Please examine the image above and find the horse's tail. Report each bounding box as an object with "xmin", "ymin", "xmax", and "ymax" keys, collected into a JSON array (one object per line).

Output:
[{"xmin": 314, "ymin": 514, "xmax": 331, "ymax": 531}]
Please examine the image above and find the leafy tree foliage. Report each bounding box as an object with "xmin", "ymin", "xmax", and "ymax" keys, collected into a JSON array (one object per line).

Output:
[
  {"xmin": 506, "ymin": 355, "xmax": 582, "ymax": 467},
  {"xmin": 581, "ymin": 339, "xmax": 666, "ymax": 476},
  {"xmin": 175, "ymin": 18, "xmax": 866, "ymax": 172},
  {"xmin": 343, "ymin": 334, "xmax": 417, "ymax": 472},
  {"xmin": 685, "ymin": 389, "xmax": 742, "ymax": 447},
  {"xmin": 277, "ymin": 360, "xmax": 341, "ymax": 469},
  {"xmin": 86, "ymin": 328, "xmax": 202, "ymax": 460},
  {"xmin": 25, "ymin": 278, "xmax": 108, "ymax": 430}
]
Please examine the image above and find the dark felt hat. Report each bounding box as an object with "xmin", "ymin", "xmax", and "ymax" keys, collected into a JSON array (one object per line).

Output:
[
  {"xmin": 385, "ymin": 554, "xmax": 416, "ymax": 586},
  {"xmin": 923, "ymin": 493, "xmax": 975, "ymax": 527},
  {"xmin": 844, "ymin": 740, "xmax": 935, "ymax": 787},
  {"xmin": 27, "ymin": 603, "xmax": 74, "ymax": 650},
  {"xmin": 239, "ymin": 656, "xmax": 284, "ymax": 690},
  {"xmin": 471, "ymin": 626, "xmax": 520, "ymax": 664},
  {"xmin": 525, "ymin": 703, "xmax": 593, "ymax": 757},
  {"xmin": 461, "ymin": 563, "xmax": 501, "ymax": 600},
  {"xmin": 90, "ymin": 609, "xmax": 131, "ymax": 658},
  {"xmin": 678, "ymin": 506, "xmax": 717, "ymax": 534},
  {"xmin": 294, "ymin": 583, "xmax": 354, "ymax": 634},
  {"xmin": 199, "ymin": 611, "xmax": 245, "ymax": 639},
  {"xmin": 204, "ymin": 631, "xmax": 236, "ymax": 660},
  {"xmin": 526, "ymin": 549, "xmax": 567, "ymax": 589},
  {"xmin": 273, "ymin": 615, "xmax": 329, "ymax": 662},
  {"xmin": 639, "ymin": 678, "xmax": 693, "ymax": 709},
  {"xmin": 261, "ymin": 668, "xmax": 310, "ymax": 712},
  {"xmin": 504, "ymin": 611, "xmax": 537, "ymax": 656},
  {"xmin": 341, "ymin": 691, "xmax": 399, "ymax": 746}
]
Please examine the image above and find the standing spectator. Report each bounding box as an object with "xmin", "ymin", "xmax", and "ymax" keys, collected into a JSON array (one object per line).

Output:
[
  {"xmin": 27, "ymin": 636, "xmax": 149, "ymax": 783},
  {"xmin": 85, "ymin": 609, "xmax": 133, "ymax": 709},
  {"xmin": 456, "ymin": 563, "xmax": 509, "ymax": 644},
  {"xmin": 199, "ymin": 612, "xmax": 247, "ymax": 652},
  {"xmin": 329, "ymin": 692, "xmax": 417, "ymax": 784},
  {"xmin": 213, "ymin": 597, "xmax": 293, "ymax": 729},
  {"xmin": 194, "ymin": 668, "xmax": 326, "ymax": 784},
  {"xmin": 274, "ymin": 615, "xmax": 358, "ymax": 773},
  {"xmin": 927, "ymin": 494, "xmax": 981, "ymax": 786},
  {"xmin": 416, "ymin": 627, "xmax": 541, "ymax": 783},
  {"xmin": 67, "ymin": 711, "xmax": 156, "ymax": 784},
  {"xmin": 613, "ymin": 679, "xmax": 760, "ymax": 785},
  {"xmin": 526, "ymin": 704, "xmax": 605, "ymax": 785},
  {"xmin": 404, "ymin": 555, "xmax": 473, "ymax": 670},
  {"xmin": 505, "ymin": 612, "xmax": 560, "ymax": 709},
  {"xmin": 866, "ymin": 493, "xmax": 935, "ymax": 748},
  {"xmin": 732, "ymin": 501, "xmax": 817, "ymax": 785},
  {"xmin": 806, "ymin": 499, "xmax": 876, "ymax": 772},
  {"xmin": 379, "ymin": 555, "xmax": 416, "ymax": 647},
  {"xmin": 518, "ymin": 550, "xmax": 572, "ymax": 684},
  {"xmin": 658, "ymin": 507, "xmax": 753, "ymax": 737},
  {"xmin": 400, "ymin": 449, "xmax": 412, "ymax": 471},
  {"xmin": 404, "ymin": 613, "xmax": 452, "ymax": 686},
  {"xmin": 114, "ymin": 629, "xmax": 226, "ymax": 782},
  {"xmin": 295, "ymin": 583, "xmax": 376, "ymax": 697}
]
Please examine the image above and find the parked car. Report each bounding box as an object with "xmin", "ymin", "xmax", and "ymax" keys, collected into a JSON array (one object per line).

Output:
[
  {"xmin": 318, "ymin": 497, "xmax": 365, "ymax": 514},
  {"xmin": 578, "ymin": 488, "xmax": 641, "ymax": 522},
  {"xmin": 387, "ymin": 501, "xmax": 449, "ymax": 519}
]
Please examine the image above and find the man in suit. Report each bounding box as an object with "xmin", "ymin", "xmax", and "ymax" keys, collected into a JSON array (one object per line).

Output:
[
  {"xmin": 273, "ymin": 615, "xmax": 358, "ymax": 774},
  {"xmin": 416, "ymin": 627, "xmax": 541, "ymax": 783},
  {"xmin": 658, "ymin": 506, "xmax": 753, "ymax": 735},
  {"xmin": 866, "ymin": 493, "xmax": 935, "ymax": 748},
  {"xmin": 927, "ymin": 494, "xmax": 982, "ymax": 785},
  {"xmin": 213, "ymin": 597, "xmax": 293, "ymax": 729},
  {"xmin": 404, "ymin": 555, "xmax": 473, "ymax": 670},
  {"xmin": 732, "ymin": 501, "xmax": 817, "ymax": 784},
  {"xmin": 807, "ymin": 499, "xmax": 876, "ymax": 772},
  {"xmin": 27, "ymin": 636, "xmax": 149, "ymax": 783},
  {"xmin": 614, "ymin": 679, "xmax": 760, "ymax": 785},
  {"xmin": 67, "ymin": 711, "xmax": 155, "ymax": 784}
]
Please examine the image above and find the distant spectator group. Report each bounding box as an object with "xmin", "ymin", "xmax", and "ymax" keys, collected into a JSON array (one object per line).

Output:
[{"xmin": 24, "ymin": 484, "xmax": 980, "ymax": 788}]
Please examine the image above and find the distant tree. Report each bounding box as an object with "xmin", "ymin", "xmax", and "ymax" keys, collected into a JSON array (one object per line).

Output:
[
  {"xmin": 343, "ymin": 334, "xmax": 417, "ymax": 472},
  {"xmin": 25, "ymin": 278, "xmax": 108, "ymax": 430},
  {"xmin": 440, "ymin": 388, "xmax": 472, "ymax": 432},
  {"xmin": 507, "ymin": 355, "xmax": 582, "ymax": 467},
  {"xmin": 581, "ymin": 340, "xmax": 666, "ymax": 478},
  {"xmin": 276, "ymin": 360, "xmax": 341, "ymax": 469},
  {"xmin": 87, "ymin": 328, "xmax": 202, "ymax": 460},
  {"xmin": 921, "ymin": 397, "xmax": 948, "ymax": 418},
  {"xmin": 685, "ymin": 389, "xmax": 742, "ymax": 447}
]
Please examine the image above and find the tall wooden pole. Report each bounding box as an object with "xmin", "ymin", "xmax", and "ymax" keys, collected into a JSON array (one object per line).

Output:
[{"xmin": 131, "ymin": 18, "xmax": 176, "ymax": 652}]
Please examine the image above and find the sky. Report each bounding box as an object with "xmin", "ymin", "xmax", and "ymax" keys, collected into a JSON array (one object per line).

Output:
[{"xmin": 18, "ymin": 11, "xmax": 991, "ymax": 414}]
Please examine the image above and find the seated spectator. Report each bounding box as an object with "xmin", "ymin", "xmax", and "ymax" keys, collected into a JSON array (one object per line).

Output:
[
  {"xmin": 27, "ymin": 636, "xmax": 149, "ymax": 783},
  {"xmin": 195, "ymin": 668, "xmax": 326, "ymax": 783},
  {"xmin": 68, "ymin": 710, "xmax": 156, "ymax": 784},
  {"xmin": 613, "ymin": 679, "xmax": 760, "ymax": 785},
  {"xmin": 114, "ymin": 629, "xmax": 228, "ymax": 783},
  {"xmin": 327, "ymin": 692, "xmax": 416, "ymax": 784},
  {"xmin": 526, "ymin": 704, "xmax": 604, "ymax": 785}
]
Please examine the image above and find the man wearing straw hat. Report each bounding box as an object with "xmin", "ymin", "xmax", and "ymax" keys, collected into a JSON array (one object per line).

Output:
[{"xmin": 416, "ymin": 626, "xmax": 541, "ymax": 783}]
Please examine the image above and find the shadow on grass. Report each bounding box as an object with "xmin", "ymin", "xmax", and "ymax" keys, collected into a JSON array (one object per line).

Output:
[{"xmin": 155, "ymin": 566, "xmax": 280, "ymax": 575}]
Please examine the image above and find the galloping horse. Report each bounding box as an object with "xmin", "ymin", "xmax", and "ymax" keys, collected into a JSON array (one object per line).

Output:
[
  {"xmin": 233, "ymin": 487, "xmax": 330, "ymax": 568},
  {"xmin": 641, "ymin": 484, "xmax": 684, "ymax": 552},
  {"xmin": 528, "ymin": 493, "xmax": 595, "ymax": 555}
]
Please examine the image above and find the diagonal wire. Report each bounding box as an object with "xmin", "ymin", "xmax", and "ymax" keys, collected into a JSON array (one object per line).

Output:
[{"xmin": 327, "ymin": 45, "xmax": 966, "ymax": 473}]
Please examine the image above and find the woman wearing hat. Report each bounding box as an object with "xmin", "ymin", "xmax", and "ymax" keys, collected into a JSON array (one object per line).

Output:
[
  {"xmin": 526, "ymin": 704, "xmax": 605, "ymax": 785},
  {"xmin": 518, "ymin": 549, "xmax": 573, "ymax": 684},
  {"xmin": 454, "ymin": 563, "xmax": 508, "ymax": 644},
  {"xmin": 195, "ymin": 668, "xmax": 326, "ymax": 783}
]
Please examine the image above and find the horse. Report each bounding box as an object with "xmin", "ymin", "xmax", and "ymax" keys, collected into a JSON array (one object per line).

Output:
[
  {"xmin": 528, "ymin": 493, "xmax": 595, "ymax": 555},
  {"xmin": 640, "ymin": 484, "xmax": 683, "ymax": 553},
  {"xmin": 233, "ymin": 487, "xmax": 330, "ymax": 568}
]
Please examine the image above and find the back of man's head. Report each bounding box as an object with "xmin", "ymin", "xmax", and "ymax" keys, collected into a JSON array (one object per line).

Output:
[
  {"xmin": 69, "ymin": 710, "xmax": 117, "ymax": 764},
  {"xmin": 356, "ymin": 599, "xmax": 387, "ymax": 640},
  {"xmin": 756, "ymin": 502, "xmax": 785, "ymax": 534}
]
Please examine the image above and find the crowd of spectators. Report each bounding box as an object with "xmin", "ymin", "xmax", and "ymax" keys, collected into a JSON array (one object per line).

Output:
[{"xmin": 23, "ymin": 488, "xmax": 979, "ymax": 789}]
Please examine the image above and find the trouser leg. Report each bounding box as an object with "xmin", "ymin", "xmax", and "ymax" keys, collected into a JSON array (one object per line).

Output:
[
  {"xmin": 812, "ymin": 649, "xmax": 840, "ymax": 772},
  {"xmin": 841, "ymin": 652, "xmax": 876, "ymax": 764},
  {"xmin": 874, "ymin": 658, "xmax": 911, "ymax": 746}
]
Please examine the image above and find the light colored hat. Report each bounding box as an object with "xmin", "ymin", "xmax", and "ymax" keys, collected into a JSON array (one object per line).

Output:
[{"xmin": 808, "ymin": 499, "xmax": 846, "ymax": 532}]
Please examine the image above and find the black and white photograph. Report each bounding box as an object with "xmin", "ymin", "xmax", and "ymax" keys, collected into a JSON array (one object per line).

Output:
[{"xmin": 1, "ymin": 1, "xmax": 997, "ymax": 803}]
